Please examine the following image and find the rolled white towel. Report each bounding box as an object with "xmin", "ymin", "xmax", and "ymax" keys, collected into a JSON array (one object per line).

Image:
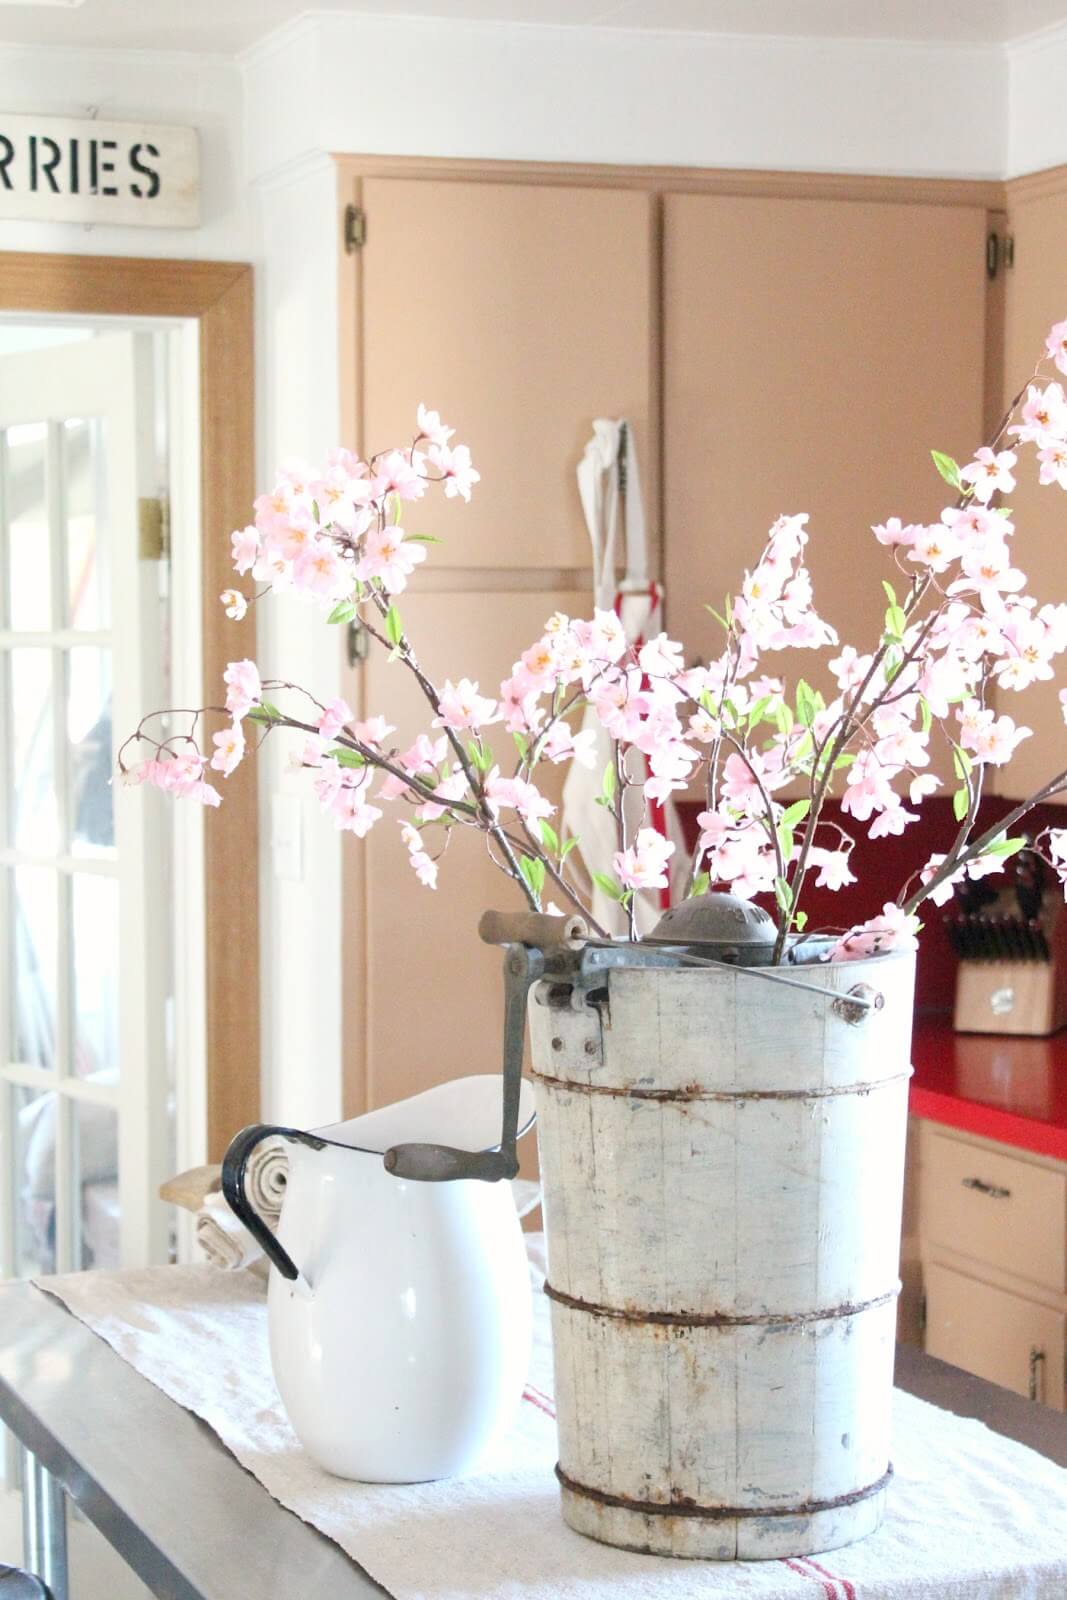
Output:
[
  {"xmin": 246, "ymin": 1137, "xmax": 288, "ymax": 1222},
  {"xmin": 195, "ymin": 1192, "xmax": 264, "ymax": 1272}
]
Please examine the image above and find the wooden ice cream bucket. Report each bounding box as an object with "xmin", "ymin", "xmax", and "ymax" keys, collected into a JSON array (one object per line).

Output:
[{"xmin": 528, "ymin": 946, "xmax": 915, "ymax": 1560}]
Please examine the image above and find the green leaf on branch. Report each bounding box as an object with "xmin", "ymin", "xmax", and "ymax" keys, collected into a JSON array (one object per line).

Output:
[
  {"xmin": 560, "ymin": 836, "xmax": 580, "ymax": 859},
  {"xmin": 539, "ymin": 819, "xmax": 560, "ymax": 855},
  {"xmin": 952, "ymin": 746, "xmax": 973, "ymax": 781},
  {"xmin": 326, "ymin": 600, "xmax": 359, "ymax": 625},
  {"xmin": 592, "ymin": 870, "xmax": 627, "ymax": 903},
  {"xmin": 747, "ymin": 695, "xmax": 772, "ymax": 732},
  {"xmin": 931, "ymin": 450, "xmax": 962, "ymax": 490},
  {"xmin": 781, "ymin": 799, "xmax": 811, "ymax": 828},
  {"xmin": 512, "ymin": 732, "xmax": 529, "ymax": 760},
  {"xmin": 832, "ymin": 752, "xmax": 855, "ymax": 770},
  {"xmin": 882, "ymin": 580, "xmax": 897, "ymax": 606},
  {"xmin": 390, "ymin": 492, "xmax": 404, "ymax": 526},
  {"xmin": 688, "ymin": 871, "xmax": 710, "ymax": 899},
  {"xmin": 331, "ymin": 747, "xmax": 366, "ymax": 768},
  {"xmin": 794, "ymin": 910, "xmax": 808, "ymax": 932},
  {"xmin": 796, "ymin": 680, "xmax": 817, "ymax": 727},
  {"xmin": 467, "ymin": 738, "xmax": 491, "ymax": 776},
  {"xmin": 919, "ymin": 697, "xmax": 932, "ymax": 734},
  {"xmin": 405, "ymin": 533, "xmax": 443, "ymax": 544},
  {"xmin": 248, "ymin": 701, "xmax": 284, "ymax": 724},
  {"xmin": 953, "ymin": 786, "xmax": 970, "ymax": 822},
  {"xmin": 704, "ymin": 603, "xmax": 730, "ymax": 631},
  {"xmin": 981, "ymin": 836, "xmax": 1027, "ymax": 859},
  {"xmin": 774, "ymin": 876, "xmax": 795, "ymax": 914},
  {"xmin": 777, "ymin": 825, "xmax": 795, "ymax": 862},
  {"xmin": 384, "ymin": 604, "xmax": 404, "ymax": 647},
  {"xmin": 600, "ymin": 762, "xmax": 617, "ymax": 805},
  {"xmin": 519, "ymin": 856, "xmax": 546, "ymax": 898},
  {"xmin": 884, "ymin": 603, "xmax": 906, "ymax": 643}
]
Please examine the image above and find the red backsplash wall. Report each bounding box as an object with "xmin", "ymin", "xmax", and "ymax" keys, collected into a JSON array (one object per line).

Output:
[{"xmin": 676, "ymin": 796, "xmax": 1067, "ymax": 1014}]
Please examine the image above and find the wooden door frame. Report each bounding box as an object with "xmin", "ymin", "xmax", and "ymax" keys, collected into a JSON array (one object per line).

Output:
[{"xmin": 0, "ymin": 251, "xmax": 259, "ymax": 1159}]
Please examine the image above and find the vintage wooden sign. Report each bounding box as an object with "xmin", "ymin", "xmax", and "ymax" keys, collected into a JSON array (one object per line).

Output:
[{"xmin": 0, "ymin": 112, "xmax": 199, "ymax": 228}]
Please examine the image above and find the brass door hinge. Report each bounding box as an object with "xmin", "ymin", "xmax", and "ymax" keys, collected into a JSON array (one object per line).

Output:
[
  {"xmin": 344, "ymin": 204, "xmax": 366, "ymax": 253},
  {"xmin": 986, "ymin": 231, "xmax": 1014, "ymax": 279},
  {"xmin": 138, "ymin": 496, "xmax": 169, "ymax": 561}
]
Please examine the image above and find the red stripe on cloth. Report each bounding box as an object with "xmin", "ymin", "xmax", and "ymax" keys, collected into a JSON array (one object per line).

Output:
[
  {"xmin": 781, "ymin": 1558, "xmax": 839, "ymax": 1599},
  {"xmin": 802, "ymin": 1557, "xmax": 856, "ymax": 1600},
  {"xmin": 522, "ymin": 1385, "xmax": 556, "ymax": 1420}
]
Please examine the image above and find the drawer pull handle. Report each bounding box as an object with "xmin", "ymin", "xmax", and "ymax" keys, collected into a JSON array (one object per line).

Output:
[
  {"xmin": 961, "ymin": 1176, "xmax": 1012, "ymax": 1199},
  {"xmin": 1029, "ymin": 1346, "xmax": 1046, "ymax": 1403}
]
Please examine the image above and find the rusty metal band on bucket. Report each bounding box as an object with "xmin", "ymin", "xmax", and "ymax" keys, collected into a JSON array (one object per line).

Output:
[
  {"xmin": 555, "ymin": 1463, "xmax": 895, "ymax": 1521},
  {"xmin": 544, "ymin": 1280, "xmax": 900, "ymax": 1328},
  {"xmin": 530, "ymin": 1068, "xmax": 912, "ymax": 1102}
]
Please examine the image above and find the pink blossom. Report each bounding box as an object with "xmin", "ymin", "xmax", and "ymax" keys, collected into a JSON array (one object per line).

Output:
[
  {"xmin": 294, "ymin": 541, "xmax": 352, "ymax": 603},
  {"xmin": 416, "ymin": 404, "xmax": 453, "ymax": 448},
  {"xmin": 591, "ymin": 669, "xmax": 650, "ymax": 741},
  {"xmin": 809, "ymin": 847, "xmax": 857, "ymax": 890},
  {"xmin": 434, "ymin": 678, "xmax": 498, "ymax": 732},
  {"xmin": 574, "ymin": 608, "xmax": 627, "ymax": 664},
  {"xmin": 414, "ymin": 770, "xmax": 469, "ymax": 822},
  {"xmin": 1038, "ymin": 441, "xmax": 1067, "ymax": 488},
  {"xmin": 872, "ymin": 517, "xmax": 920, "ymax": 548},
  {"xmin": 613, "ymin": 827, "xmax": 674, "ymax": 892},
  {"xmin": 484, "ymin": 772, "xmax": 554, "ymax": 824},
  {"xmin": 994, "ymin": 614, "xmax": 1057, "ymax": 690},
  {"xmin": 224, "ymin": 659, "xmax": 261, "ymax": 719},
  {"xmin": 841, "ymin": 751, "xmax": 900, "ymax": 822},
  {"xmin": 869, "ymin": 801, "xmax": 919, "ymax": 839},
  {"xmin": 918, "ymin": 854, "xmax": 962, "ymax": 907},
  {"xmin": 830, "ymin": 902, "xmax": 920, "ymax": 962},
  {"xmin": 959, "ymin": 448, "xmax": 1016, "ymax": 504},
  {"xmin": 427, "ymin": 441, "xmax": 480, "ymax": 502},
  {"xmin": 540, "ymin": 722, "xmax": 597, "ymax": 767},
  {"xmin": 909, "ymin": 774, "xmax": 941, "ymax": 805},
  {"xmin": 353, "ymin": 716, "xmax": 395, "ymax": 746},
  {"xmin": 638, "ymin": 632, "xmax": 685, "ymax": 679},
  {"xmin": 687, "ymin": 708, "xmax": 721, "ymax": 743},
  {"xmin": 908, "ymin": 523, "xmax": 962, "ymax": 573},
  {"xmin": 957, "ymin": 701, "xmax": 1032, "ymax": 765},
  {"xmin": 210, "ymin": 723, "xmax": 246, "ymax": 777},
  {"xmin": 940, "ymin": 504, "xmax": 1004, "ymax": 543},
  {"xmin": 518, "ymin": 639, "xmax": 560, "ymax": 690},
  {"xmin": 231, "ymin": 525, "xmax": 259, "ymax": 574},
  {"xmin": 828, "ymin": 646, "xmax": 873, "ymax": 692},
  {"xmin": 355, "ymin": 525, "xmax": 427, "ymax": 594},
  {"xmin": 318, "ymin": 698, "xmax": 353, "ymax": 740},
  {"xmin": 766, "ymin": 513, "xmax": 809, "ymax": 560},
  {"xmin": 376, "ymin": 449, "xmax": 426, "ymax": 502},
  {"xmin": 1010, "ymin": 382, "xmax": 1067, "ymax": 446},
  {"xmin": 400, "ymin": 821, "xmax": 439, "ymax": 889},
  {"xmin": 220, "ymin": 588, "xmax": 248, "ymax": 622},
  {"xmin": 334, "ymin": 788, "xmax": 383, "ymax": 837}
]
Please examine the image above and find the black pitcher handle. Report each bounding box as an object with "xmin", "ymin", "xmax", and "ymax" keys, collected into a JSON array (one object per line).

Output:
[{"xmin": 220, "ymin": 1123, "xmax": 326, "ymax": 1282}]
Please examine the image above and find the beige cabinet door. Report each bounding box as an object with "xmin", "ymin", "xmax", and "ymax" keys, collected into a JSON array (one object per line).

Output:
[
  {"xmin": 998, "ymin": 182, "xmax": 1067, "ymax": 796},
  {"xmin": 358, "ymin": 177, "xmax": 658, "ymax": 571},
  {"xmin": 925, "ymin": 1261, "xmax": 1065, "ymax": 1408},
  {"xmin": 662, "ymin": 194, "xmax": 989, "ymax": 666},
  {"xmin": 343, "ymin": 177, "xmax": 658, "ymax": 1121}
]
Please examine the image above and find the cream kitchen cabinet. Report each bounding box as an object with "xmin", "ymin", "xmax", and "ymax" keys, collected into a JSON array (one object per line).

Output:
[{"xmin": 914, "ymin": 1118, "xmax": 1067, "ymax": 1409}]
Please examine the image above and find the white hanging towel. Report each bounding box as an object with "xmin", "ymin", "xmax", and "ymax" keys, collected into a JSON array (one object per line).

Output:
[{"xmin": 563, "ymin": 421, "xmax": 685, "ymax": 936}]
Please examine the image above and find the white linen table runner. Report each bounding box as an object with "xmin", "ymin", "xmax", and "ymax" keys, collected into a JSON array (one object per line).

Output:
[{"xmin": 33, "ymin": 1244, "xmax": 1067, "ymax": 1600}]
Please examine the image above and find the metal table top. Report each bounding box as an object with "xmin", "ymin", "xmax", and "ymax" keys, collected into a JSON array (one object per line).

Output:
[{"xmin": 1, "ymin": 1279, "xmax": 1065, "ymax": 1599}]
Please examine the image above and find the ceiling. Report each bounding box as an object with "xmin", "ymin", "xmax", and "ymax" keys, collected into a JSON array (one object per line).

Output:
[{"xmin": 3, "ymin": 0, "xmax": 1067, "ymax": 56}]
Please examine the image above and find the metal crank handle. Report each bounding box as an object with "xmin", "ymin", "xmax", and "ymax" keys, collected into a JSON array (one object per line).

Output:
[{"xmin": 382, "ymin": 1144, "xmax": 519, "ymax": 1183}]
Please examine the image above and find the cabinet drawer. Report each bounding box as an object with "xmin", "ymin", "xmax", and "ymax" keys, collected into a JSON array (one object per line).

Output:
[
  {"xmin": 925, "ymin": 1263, "xmax": 1065, "ymax": 1408},
  {"xmin": 924, "ymin": 1130, "xmax": 1066, "ymax": 1292}
]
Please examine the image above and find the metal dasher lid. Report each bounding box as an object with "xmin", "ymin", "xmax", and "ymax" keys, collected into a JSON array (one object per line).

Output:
[{"xmin": 648, "ymin": 891, "xmax": 779, "ymax": 965}]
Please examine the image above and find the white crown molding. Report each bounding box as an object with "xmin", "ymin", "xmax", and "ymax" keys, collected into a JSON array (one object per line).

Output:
[
  {"xmin": 1006, "ymin": 15, "xmax": 1067, "ymax": 56},
  {"xmin": 0, "ymin": 36, "xmax": 234, "ymax": 69},
  {"xmin": 239, "ymin": 6, "xmax": 1003, "ymax": 65}
]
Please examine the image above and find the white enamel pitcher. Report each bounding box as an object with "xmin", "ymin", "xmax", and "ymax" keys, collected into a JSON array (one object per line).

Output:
[{"xmin": 221, "ymin": 1075, "xmax": 535, "ymax": 1484}]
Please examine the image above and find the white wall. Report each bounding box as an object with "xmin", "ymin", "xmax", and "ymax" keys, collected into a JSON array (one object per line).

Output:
[
  {"xmin": 242, "ymin": 14, "xmax": 1007, "ymax": 182},
  {"xmin": 1007, "ymin": 23, "xmax": 1067, "ymax": 178}
]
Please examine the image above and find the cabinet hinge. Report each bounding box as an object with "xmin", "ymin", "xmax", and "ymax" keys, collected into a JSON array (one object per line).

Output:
[
  {"xmin": 986, "ymin": 230, "xmax": 1014, "ymax": 279},
  {"xmin": 344, "ymin": 204, "xmax": 367, "ymax": 253},
  {"xmin": 346, "ymin": 618, "xmax": 371, "ymax": 667}
]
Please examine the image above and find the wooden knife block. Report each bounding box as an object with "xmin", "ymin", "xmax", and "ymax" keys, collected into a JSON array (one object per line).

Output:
[{"xmin": 954, "ymin": 898, "xmax": 1067, "ymax": 1037}]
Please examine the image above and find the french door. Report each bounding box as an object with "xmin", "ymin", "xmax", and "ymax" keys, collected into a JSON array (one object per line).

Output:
[{"xmin": 0, "ymin": 330, "xmax": 171, "ymax": 1275}]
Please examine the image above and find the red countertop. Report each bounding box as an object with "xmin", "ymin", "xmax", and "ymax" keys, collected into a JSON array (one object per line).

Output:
[{"xmin": 911, "ymin": 1012, "xmax": 1067, "ymax": 1163}]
